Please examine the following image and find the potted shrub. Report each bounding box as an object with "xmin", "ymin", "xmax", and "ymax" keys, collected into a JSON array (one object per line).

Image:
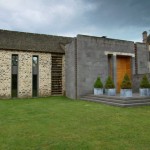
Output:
[
  {"xmin": 120, "ymin": 74, "xmax": 132, "ymax": 97},
  {"xmin": 105, "ymin": 76, "xmax": 116, "ymax": 96},
  {"xmin": 140, "ymin": 74, "xmax": 150, "ymax": 96},
  {"xmin": 94, "ymin": 76, "xmax": 103, "ymax": 95}
]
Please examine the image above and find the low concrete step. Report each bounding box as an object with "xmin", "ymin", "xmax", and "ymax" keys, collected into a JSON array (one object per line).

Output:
[
  {"xmin": 86, "ymin": 94, "xmax": 150, "ymax": 100},
  {"xmin": 80, "ymin": 97, "xmax": 150, "ymax": 107},
  {"xmin": 81, "ymin": 96, "xmax": 150, "ymax": 104},
  {"xmin": 80, "ymin": 94, "xmax": 150, "ymax": 107},
  {"xmin": 81, "ymin": 97, "xmax": 125, "ymax": 104},
  {"xmin": 80, "ymin": 97, "xmax": 124, "ymax": 107}
]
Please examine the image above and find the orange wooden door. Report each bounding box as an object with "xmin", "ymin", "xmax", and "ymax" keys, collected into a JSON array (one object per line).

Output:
[{"xmin": 117, "ymin": 56, "xmax": 131, "ymax": 92}]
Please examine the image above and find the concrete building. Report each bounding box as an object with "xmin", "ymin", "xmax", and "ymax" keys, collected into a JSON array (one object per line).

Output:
[{"xmin": 0, "ymin": 29, "xmax": 149, "ymax": 99}]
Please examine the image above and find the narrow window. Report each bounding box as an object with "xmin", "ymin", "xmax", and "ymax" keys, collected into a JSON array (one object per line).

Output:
[
  {"xmin": 32, "ymin": 56, "xmax": 38, "ymax": 97},
  {"xmin": 11, "ymin": 54, "xmax": 18, "ymax": 98},
  {"xmin": 108, "ymin": 54, "xmax": 113, "ymax": 78}
]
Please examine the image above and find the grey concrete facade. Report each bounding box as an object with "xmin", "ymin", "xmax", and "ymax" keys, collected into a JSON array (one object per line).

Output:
[
  {"xmin": 76, "ymin": 35, "xmax": 135, "ymax": 98},
  {"xmin": 133, "ymin": 74, "xmax": 150, "ymax": 93},
  {"xmin": 65, "ymin": 39, "xmax": 76, "ymax": 99},
  {"xmin": 65, "ymin": 34, "xmax": 137, "ymax": 99},
  {"xmin": 136, "ymin": 43, "xmax": 149, "ymax": 74}
]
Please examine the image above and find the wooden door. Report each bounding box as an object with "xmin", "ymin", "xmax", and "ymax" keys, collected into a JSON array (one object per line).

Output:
[{"xmin": 117, "ymin": 56, "xmax": 131, "ymax": 92}]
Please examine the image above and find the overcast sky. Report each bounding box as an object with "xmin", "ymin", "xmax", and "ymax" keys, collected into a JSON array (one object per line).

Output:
[{"xmin": 0, "ymin": 0, "xmax": 150, "ymax": 42}]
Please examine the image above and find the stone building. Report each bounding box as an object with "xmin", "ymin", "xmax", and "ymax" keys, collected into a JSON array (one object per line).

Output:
[
  {"xmin": 0, "ymin": 29, "xmax": 72, "ymax": 98},
  {"xmin": 0, "ymin": 29, "xmax": 149, "ymax": 99}
]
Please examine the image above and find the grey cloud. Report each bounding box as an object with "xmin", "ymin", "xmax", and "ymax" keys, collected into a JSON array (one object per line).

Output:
[
  {"xmin": 0, "ymin": 0, "xmax": 149, "ymax": 41},
  {"xmin": 83, "ymin": 0, "xmax": 150, "ymax": 28}
]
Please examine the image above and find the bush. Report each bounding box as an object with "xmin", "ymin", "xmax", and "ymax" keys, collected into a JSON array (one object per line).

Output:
[
  {"xmin": 94, "ymin": 76, "xmax": 103, "ymax": 88},
  {"xmin": 105, "ymin": 76, "xmax": 115, "ymax": 89},
  {"xmin": 140, "ymin": 74, "xmax": 150, "ymax": 88},
  {"xmin": 121, "ymin": 74, "xmax": 132, "ymax": 89}
]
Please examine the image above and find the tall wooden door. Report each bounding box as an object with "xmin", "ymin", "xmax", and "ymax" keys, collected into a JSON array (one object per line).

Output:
[{"xmin": 117, "ymin": 56, "xmax": 131, "ymax": 92}]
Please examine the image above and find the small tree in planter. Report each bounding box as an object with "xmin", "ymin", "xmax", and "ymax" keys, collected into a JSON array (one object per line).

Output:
[
  {"xmin": 105, "ymin": 76, "xmax": 116, "ymax": 96},
  {"xmin": 140, "ymin": 74, "xmax": 150, "ymax": 96},
  {"xmin": 120, "ymin": 74, "xmax": 132, "ymax": 97},
  {"xmin": 94, "ymin": 76, "xmax": 103, "ymax": 95}
]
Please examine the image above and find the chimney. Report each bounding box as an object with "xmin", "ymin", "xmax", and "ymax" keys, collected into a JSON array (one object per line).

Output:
[{"xmin": 142, "ymin": 31, "xmax": 147, "ymax": 43}]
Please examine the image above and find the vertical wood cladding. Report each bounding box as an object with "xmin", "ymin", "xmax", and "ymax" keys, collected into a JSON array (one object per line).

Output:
[{"xmin": 51, "ymin": 54, "xmax": 63, "ymax": 95}]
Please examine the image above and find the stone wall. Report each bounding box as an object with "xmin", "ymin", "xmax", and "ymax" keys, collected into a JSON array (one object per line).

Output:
[
  {"xmin": 39, "ymin": 53, "xmax": 51, "ymax": 97},
  {"xmin": 18, "ymin": 52, "xmax": 32, "ymax": 98},
  {"xmin": 0, "ymin": 51, "xmax": 11, "ymax": 98},
  {"xmin": 0, "ymin": 50, "xmax": 52, "ymax": 98}
]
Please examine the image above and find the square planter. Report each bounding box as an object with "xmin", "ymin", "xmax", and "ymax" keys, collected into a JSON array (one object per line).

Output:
[
  {"xmin": 105, "ymin": 89, "xmax": 116, "ymax": 96},
  {"xmin": 140, "ymin": 88, "xmax": 148, "ymax": 96},
  {"xmin": 120, "ymin": 89, "xmax": 132, "ymax": 97},
  {"xmin": 147, "ymin": 88, "xmax": 150, "ymax": 96},
  {"xmin": 94, "ymin": 88, "xmax": 103, "ymax": 95}
]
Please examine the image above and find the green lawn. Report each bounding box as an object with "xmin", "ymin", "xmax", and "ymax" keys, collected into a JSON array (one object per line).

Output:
[{"xmin": 0, "ymin": 96, "xmax": 150, "ymax": 150}]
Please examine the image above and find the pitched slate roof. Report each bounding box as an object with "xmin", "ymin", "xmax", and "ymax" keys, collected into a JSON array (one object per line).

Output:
[{"xmin": 0, "ymin": 29, "xmax": 73, "ymax": 53}]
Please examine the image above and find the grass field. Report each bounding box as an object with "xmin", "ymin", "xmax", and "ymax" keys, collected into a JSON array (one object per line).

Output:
[{"xmin": 0, "ymin": 96, "xmax": 150, "ymax": 150}]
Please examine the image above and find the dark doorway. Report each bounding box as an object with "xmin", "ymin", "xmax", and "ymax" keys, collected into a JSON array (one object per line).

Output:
[
  {"xmin": 32, "ymin": 56, "xmax": 38, "ymax": 97},
  {"xmin": 32, "ymin": 75, "xmax": 38, "ymax": 97},
  {"xmin": 11, "ymin": 54, "xmax": 18, "ymax": 98}
]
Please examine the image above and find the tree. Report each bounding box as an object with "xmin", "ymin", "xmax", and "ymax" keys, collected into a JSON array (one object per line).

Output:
[
  {"xmin": 94, "ymin": 76, "xmax": 103, "ymax": 88},
  {"xmin": 105, "ymin": 76, "xmax": 115, "ymax": 89},
  {"xmin": 140, "ymin": 74, "xmax": 150, "ymax": 88},
  {"xmin": 121, "ymin": 74, "xmax": 132, "ymax": 89}
]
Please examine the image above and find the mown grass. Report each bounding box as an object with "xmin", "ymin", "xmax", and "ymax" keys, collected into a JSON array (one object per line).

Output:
[{"xmin": 0, "ymin": 96, "xmax": 150, "ymax": 150}]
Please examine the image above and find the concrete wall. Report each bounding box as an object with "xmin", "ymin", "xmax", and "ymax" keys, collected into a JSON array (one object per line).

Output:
[
  {"xmin": 133, "ymin": 74, "xmax": 150, "ymax": 93},
  {"xmin": 65, "ymin": 39, "xmax": 76, "ymax": 99},
  {"xmin": 0, "ymin": 50, "xmax": 52, "ymax": 98},
  {"xmin": 76, "ymin": 35, "xmax": 135, "ymax": 97},
  {"xmin": 62, "ymin": 55, "xmax": 65, "ymax": 95},
  {"xmin": 136, "ymin": 43, "xmax": 149, "ymax": 74}
]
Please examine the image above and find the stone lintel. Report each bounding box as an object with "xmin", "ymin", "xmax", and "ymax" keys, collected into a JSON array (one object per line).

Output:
[{"xmin": 105, "ymin": 51, "xmax": 135, "ymax": 57}]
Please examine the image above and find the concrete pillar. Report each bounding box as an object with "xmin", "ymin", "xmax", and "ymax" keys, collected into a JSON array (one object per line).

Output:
[
  {"xmin": 131, "ymin": 57, "xmax": 135, "ymax": 75},
  {"xmin": 112, "ymin": 54, "xmax": 117, "ymax": 88}
]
